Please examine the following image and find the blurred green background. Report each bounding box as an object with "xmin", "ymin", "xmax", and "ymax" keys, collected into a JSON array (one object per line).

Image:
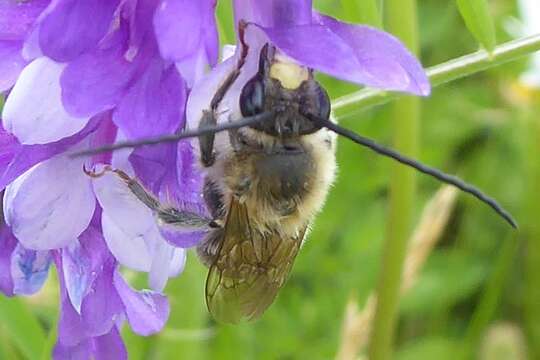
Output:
[{"xmin": 1, "ymin": 0, "xmax": 539, "ymax": 359}]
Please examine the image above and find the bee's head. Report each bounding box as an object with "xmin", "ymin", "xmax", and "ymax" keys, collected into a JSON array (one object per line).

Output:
[{"xmin": 239, "ymin": 44, "xmax": 330, "ymax": 137}]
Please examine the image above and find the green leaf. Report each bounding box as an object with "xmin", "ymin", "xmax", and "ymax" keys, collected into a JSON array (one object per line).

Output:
[
  {"xmin": 456, "ymin": 0, "xmax": 496, "ymax": 53},
  {"xmin": 0, "ymin": 297, "xmax": 46, "ymax": 360},
  {"xmin": 340, "ymin": 0, "xmax": 382, "ymax": 28}
]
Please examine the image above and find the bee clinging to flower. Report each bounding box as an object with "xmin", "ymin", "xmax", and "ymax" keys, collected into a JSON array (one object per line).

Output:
[{"xmin": 79, "ymin": 0, "xmax": 517, "ymax": 324}]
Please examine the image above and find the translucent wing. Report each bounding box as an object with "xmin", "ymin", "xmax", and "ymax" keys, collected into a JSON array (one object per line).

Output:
[{"xmin": 205, "ymin": 198, "xmax": 306, "ymax": 323}]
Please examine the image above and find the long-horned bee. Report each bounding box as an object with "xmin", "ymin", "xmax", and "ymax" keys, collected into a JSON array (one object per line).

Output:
[{"xmin": 79, "ymin": 39, "xmax": 516, "ymax": 323}]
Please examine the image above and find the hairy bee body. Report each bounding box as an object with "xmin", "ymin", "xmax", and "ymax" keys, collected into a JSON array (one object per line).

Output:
[
  {"xmin": 193, "ymin": 44, "xmax": 337, "ymax": 322},
  {"xmin": 197, "ymin": 125, "xmax": 337, "ymax": 267}
]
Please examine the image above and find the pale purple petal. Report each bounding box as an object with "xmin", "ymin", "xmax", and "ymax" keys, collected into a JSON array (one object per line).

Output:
[
  {"xmin": 60, "ymin": 27, "xmax": 136, "ymax": 118},
  {"xmin": 94, "ymin": 327, "xmax": 127, "ymax": 360},
  {"xmin": 168, "ymin": 248, "xmax": 186, "ymax": 277},
  {"xmin": 153, "ymin": 0, "xmax": 218, "ymax": 67},
  {"xmin": 2, "ymin": 57, "xmax": 89, "ymax": 144},
  {"xmin": 175, "ymin": 46, "xmax": 208, "ymax": 87},
  {"xmin": 0, "ymin": 226, "xmax": 17, "ymax": 296},
  {"xmin": 0, "ymin": 0, "xmax": 48, "ymax": 41},
  {"xmin": 185, "ymin": 54, "xmax": 237, "ymax": 130},
  {"xmin": 39, "ymin": 0, "xmax": 120, "ymax": 62},
  {"xmin": 92, "ymin": 168, "xmax": 158, "ymax": 272},
  {"xmin": 149, "ymin": 241, "xmax": 174, "ymax": 291},
  {"xmin": 101, "ymin": 212, "xmax": 153, "ymax": 272},
  {"xmin": 4, "ymin": 154, "xmax": 96, "ymax": 250},
  {"xmin": 0, "ymin": 118, "xmax": 99, "ymax": 191},
  {"xmin": 113, "ymin": 61, "xmax": 186, "ymax": 139},
  {"xmin": 80, "ymin": 260, "xmax": 124, "ymax": 337},
  {"xmin": 113, "ymin": 271, "xmax": 170, "ymax": 336},
  {"xmin": 260, "ymin": 14, "xmax": 430, "ymax": 95},
  {"xmin": 0, "ymin": 41, "xmax": 26, "ymax": 92},
  {"xmin": 148, "ymin": 242, "xmax": 187, "ymax": 291},
  {"xmin": 62, "ymin": 240, "xmax": 91, "ymax": 313},
  {"xmin": 233, "ymin": 0, "xmax": 312, "ymax": 28},
  {"xmin": 10, "ymin": 244, "xmax": 51, "ymax": 295}
]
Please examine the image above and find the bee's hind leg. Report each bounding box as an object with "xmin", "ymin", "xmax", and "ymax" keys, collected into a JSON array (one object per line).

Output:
[{"xmin": 85, "ymin": 166, "xmax": 214, "ymax": 229}]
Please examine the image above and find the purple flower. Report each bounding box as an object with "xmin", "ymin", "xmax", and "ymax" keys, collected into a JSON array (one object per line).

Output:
[
  {"xmin": 188, "ymin": 0, "xmax": 430, "ymax": 131},
  {"xmin": 0, "ymin": 0, "xmax": 217, "ymax": 358},
  {"xmin": 0, "ymin": 0, "xmax": 431, "ymax": 357}
]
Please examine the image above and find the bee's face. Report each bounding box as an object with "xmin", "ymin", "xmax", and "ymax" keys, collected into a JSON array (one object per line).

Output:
[{"xmin": 239, "ymin": 44, "xmax": 331, "ymax": 138}]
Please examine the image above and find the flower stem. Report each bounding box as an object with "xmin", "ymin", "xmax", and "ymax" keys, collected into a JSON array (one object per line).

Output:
[
  {"xmin": 367, "ymin": 1, "xmax": 420, "ymax": 360},
  {"xmin": 332, "ymin": 33, "xmax": 540, "ymax": 116}
]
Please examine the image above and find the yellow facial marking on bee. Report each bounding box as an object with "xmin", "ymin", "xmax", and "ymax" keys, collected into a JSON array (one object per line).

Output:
[{"xmin": 269, "ymin": 62, "xmax": 309, "ymax": 90}]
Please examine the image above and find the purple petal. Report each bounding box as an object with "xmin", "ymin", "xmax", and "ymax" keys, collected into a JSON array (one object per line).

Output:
[
  {"xmin": 261, "ymin": 14, "xmax": 430, "ymax": 95},
  {"xmin": 0, "ymin": 118, "xmax": 99, "ymax": 191},
  {"xmin": 2, "ymin": 57, "xmax": 90, "ymax": 144},
  {"xmin": 62, "ymin": 240, "xmax": 91, "ymax": 313},
  {"xmin": 94, "ymin": 327, "xmax": 127, "ymax": 360},
  {"xmin": 0, "ymin": 226, "xmax": 17, "ymax": 296},
  {"xmin": 10, "ymin": 244, "xmax": 51, "ymax": 295},
  {"xmin": 39, "ymin": 0, "xmax": 120, "ymax": 62},
  {"xmin": 3, "ymin": 154, "xmax": 96, "ymax": 250},
  {"xmin": 158, "ymin": 226, "xmax": 207, "ymax": 248},
  {"xmin": 113, "ymin": 61, "xmax": 186, "ymax": 139},
  {"xmin": 129, "ymin": 141, "xmax": 208, "ymax": 247},
  {"xmin": 88, "ymin": 112, "xmax": 117, "ymax": 167},
  {"xmin": 53, "ymin": 340, "xmax": 92, "ymax": 360},
  {"xmin": 0, "ymin": 41, "xmax": 26, "ymax": 92},
  {"xmin": 123, "ymin": 0, "xmax": 161, "ymax": 57},
  {"xmin": 153, "ymin": 0, "xmax": 218, "ymax": 66},
  {"xmin": 80, "ymin": 259, "xmax": 124, "ymax": 337},
  {"xmin": 0, "ymin": 0, "xmax": 48, "ymax": 41},
  {"xmin": 175, "ymin": 46, "xmax": 210, "ymax": 87},
  {"xmin": 113, "ymin": 271, "xmax": 170, "ymax": 336},
  {"xmin": 233, "ymin": 0, "xmax": 312, "ymax": 28},
  {"xmin": 60, "ymin": 27, "xmax": 136, "ymax": 118},
  {"xmin": 57, "ymin": 297, "xmax": 86, "ymax": 348}
]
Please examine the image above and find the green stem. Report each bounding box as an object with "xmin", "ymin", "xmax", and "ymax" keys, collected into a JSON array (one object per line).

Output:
[
  {"xmin": 367, "ymin": 1, "xmax": 419, "ymax": 360},
  {"xmin": 332, "ymin": 33, "xmax": 540, "ymax": 116}
]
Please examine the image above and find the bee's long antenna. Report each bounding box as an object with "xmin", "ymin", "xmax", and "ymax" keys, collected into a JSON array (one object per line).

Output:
[
  {"xmin": 309, "ymin": 115, "xmax": 517, "ymax": 229},
  {"xmin": 71, "ymin": 111, "xmax": 274, "ymax": 157}
]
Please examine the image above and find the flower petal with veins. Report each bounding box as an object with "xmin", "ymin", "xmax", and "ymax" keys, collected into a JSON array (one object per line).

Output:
[
  {"xmin": 2, "ymin": 57, "xmax": 89, "ymax": 144},
  {"xmin": 4, "ymin": 154, "xmax": 95, "ymax": 250}
]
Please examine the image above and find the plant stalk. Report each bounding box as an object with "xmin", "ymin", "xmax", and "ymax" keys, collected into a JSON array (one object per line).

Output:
[{"xmin": 367, "ymin": 0, "xmax": 420, "ymax": 359}]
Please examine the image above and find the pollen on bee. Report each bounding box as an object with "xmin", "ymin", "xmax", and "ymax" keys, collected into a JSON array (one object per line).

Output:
[{"xmin": 269, "ymin": 56, "xmax": 309, "ymax": 90}]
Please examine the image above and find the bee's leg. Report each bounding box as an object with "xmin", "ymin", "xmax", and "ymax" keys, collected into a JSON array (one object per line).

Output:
[
  {"xmin": 86, "ymin": 166, "xmax": 214, "ymax": 229},
  {"xmin": 199, "ymin": 110, "xmax": 218, "ymax": 167},
  {"xmin": 198, "ymin": 21, "xmax": 250, "ymax": 168}
]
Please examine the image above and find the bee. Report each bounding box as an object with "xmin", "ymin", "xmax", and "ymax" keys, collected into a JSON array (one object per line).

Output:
[{"xmin": 79, "ymin": 41, "xmax": 516, "ymax": 324}]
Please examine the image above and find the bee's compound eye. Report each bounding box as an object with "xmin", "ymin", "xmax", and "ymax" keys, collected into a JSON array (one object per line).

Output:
[
  {"xmin": 316, "ymin": 85, "xmax": 331, "ymax": 120},
  {"xmin": 240, "ymin": 77, "xmax": 265, "ymax": 116}
]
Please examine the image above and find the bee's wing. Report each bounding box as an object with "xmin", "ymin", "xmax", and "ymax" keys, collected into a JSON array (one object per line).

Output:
[{"xmin": 205, "ymin": 198, "xmax": 306, "ymax": 323}]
